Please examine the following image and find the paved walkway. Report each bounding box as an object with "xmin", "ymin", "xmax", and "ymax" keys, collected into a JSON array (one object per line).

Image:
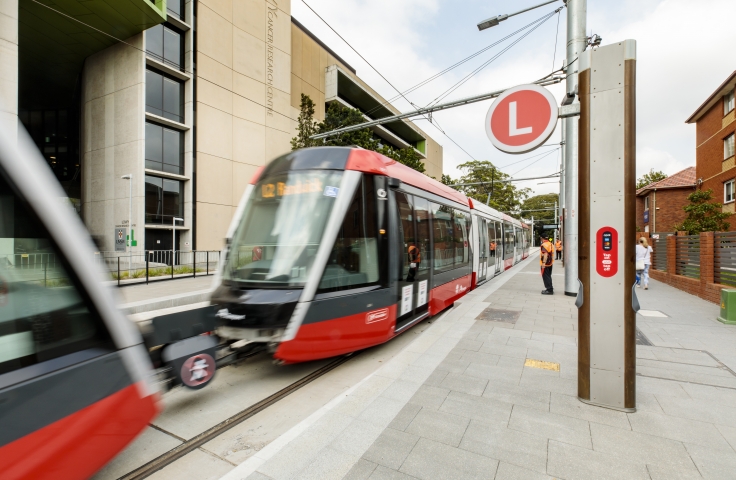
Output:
[{"xmin": 216, "ymin": 255, "xmax": 736, "ymax": 480}]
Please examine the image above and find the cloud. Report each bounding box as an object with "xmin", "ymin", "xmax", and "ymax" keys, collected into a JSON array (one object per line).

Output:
[{"xmin": 636, "ymin": 147, "xmax": 690, "ymax": 178}]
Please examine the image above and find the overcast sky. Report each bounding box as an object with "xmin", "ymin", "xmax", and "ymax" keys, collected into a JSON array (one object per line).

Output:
[{"xmin": 291, "ymin": 0, "xmax": 736, "ymax": 197}]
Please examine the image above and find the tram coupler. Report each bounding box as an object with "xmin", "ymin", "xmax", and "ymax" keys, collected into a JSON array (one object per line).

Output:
[{"xmin": 161, "ymin": 335, "xmax": 218, "ymax": 390}]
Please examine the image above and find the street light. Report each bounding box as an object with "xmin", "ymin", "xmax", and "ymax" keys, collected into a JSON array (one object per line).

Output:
[
  {"xmin": 477, "ymin": 0, "xmax": 559, "ymax": 31},
  {"xmin": 121, "ymin": 174, "xmax": 132, "ymax": 273},
  {"xmin": 172, "ymin": 216, "xmax": 183, "ymax": 268}
]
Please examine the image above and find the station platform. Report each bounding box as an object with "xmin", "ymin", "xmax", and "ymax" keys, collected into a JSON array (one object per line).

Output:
[
  {"xmin": 215, "ymin": 254, "xmax": 736, "ymax": 480},
  {"xmin": 115, "ymin": 275, "xmax": 215, "ymax": 315}
]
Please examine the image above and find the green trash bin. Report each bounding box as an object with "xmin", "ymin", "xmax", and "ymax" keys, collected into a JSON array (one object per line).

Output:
[{"xmin": 717, "ymin": 289, "xmax": 736, "ymax": 325}]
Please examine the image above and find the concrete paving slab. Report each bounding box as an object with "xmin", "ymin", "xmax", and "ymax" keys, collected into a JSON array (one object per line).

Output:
[
  {"xmin": 438, "ymin": 390, "xmax": 513, "ymax": 426},
  {"xmin": 459, "ymin": 419, "xmax": 548, "ymax": 474},
  {"xmin": 547, "ymin": 440, "xmax": 650, "ymax": 480},
  {"xmin": 494, "ymin": 461, "xmax": 554, "ymax": 480},
  {"xmin": 684, "ymin": 442, "xmax": 736, "ymax": 480},
  {"xmin": 368, "ymin": 465, "xmax": 419, "ymax": 480},
  {"xmin": 550, "ymin": 392, "xmax": 631, "ymax": 430},
  {"xmin": 344, "ymin": 459, "xmax": 378, "ymax": 480},
  {"xmin": 362, "ymin": 428, "xmax": 420, "ymax": 470},
  {"xmin": 627, "ymin": 410, "xmax": 734, "ymax": 451},
  {"xmin": 398, "ymin": 438, "xmax": 499, "ymax": 480},
  {"xmin": 404, "ymin": 408, "xmax": 470, "ymax": 447},
  {"xmin": 438, "ymin": 372, "xmax": 488, "ymax": 396},
  {"xmin": 508, "ymin": 404, "xmax": 592, "ymax": 448}
]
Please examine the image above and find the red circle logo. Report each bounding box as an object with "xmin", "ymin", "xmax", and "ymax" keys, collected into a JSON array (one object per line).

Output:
[
  {"xmin": 181, "ymin": 353, "xmax": 216, "ymax": 388},
  {"xmin": 485, "ymin": 84, "xmax": 558, "ymax": 154}
]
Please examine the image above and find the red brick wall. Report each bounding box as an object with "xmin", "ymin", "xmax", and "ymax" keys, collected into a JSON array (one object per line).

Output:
[
  {"xmin": 696, "ymin": 100, "xmax": 726, "ymax": 149},
  {"xmin": 635, "ymin": 188, "xmax": 693, "ymax": 233}
]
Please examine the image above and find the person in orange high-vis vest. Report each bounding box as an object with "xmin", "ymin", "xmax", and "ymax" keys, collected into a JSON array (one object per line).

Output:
[
  {"xmin": 407, "ymin": 245, "xmax": 421, "ymax": 282},
  {"xmin": 540, "ymin": 235, "xmax": 554, "ymax": 295},
  {"xmin": 555, "ymin": 239, "xmax": 562, "ymax": 260}
]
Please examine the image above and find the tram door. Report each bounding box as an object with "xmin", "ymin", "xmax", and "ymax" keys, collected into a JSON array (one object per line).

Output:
[
  {"xmin": 476, "ymin": 218, "xmax": 488, "ymax": 283},
  {"xmin": 493, "ymin": 221, "xmax": 504, "ymax": 273},
  {"xmin": 395, "ymin": 192, "xmax": 431, "ymax": 331}
]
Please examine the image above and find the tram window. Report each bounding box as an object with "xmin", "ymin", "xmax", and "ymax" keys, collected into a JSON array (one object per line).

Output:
[
  {"xmin": 0, "ymin": 173, "xmax": 113, "ymax": 376},
  {"xmin": 395, "ymin": 192, "xmax": 415, "ymax": 281},
  {"xmin": 318, "ymin": 176, "xmax": 380, "ymax": 292},
  {"xmin": 454, "ymin": 210, "xmax": 470, "ymax": 267},
  {"xmin": 430, "ymin": 203, "xmax": 454, "ymax": 273},
  {"xmin": 225, "ymin": 170, "xmax": 343, "ymax": 287},
  {"xmin": 413, "ymin": 197, "xmax": 431, "ymax": 277}
]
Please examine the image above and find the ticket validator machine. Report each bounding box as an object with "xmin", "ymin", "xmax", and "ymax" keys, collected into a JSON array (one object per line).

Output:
[{"xmin": 577, "ymin": 40, "xmax": 638, "ymax": 411}]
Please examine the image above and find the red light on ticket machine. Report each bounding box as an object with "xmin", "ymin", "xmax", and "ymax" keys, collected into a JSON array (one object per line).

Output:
[{"xmin": 596, "ymin": 227, "xmax": 618, "ymax": 278}]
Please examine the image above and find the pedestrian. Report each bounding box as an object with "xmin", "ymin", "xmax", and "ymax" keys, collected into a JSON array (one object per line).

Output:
[
  {"xmin": 407, "ymin": 245, "xmax": 420, "ymax": 282},
  {"xmin": 635, "ymin": 240, "xmax": 645, "ymax": 287},
  {"xmin": 637, "ymin": 237, "xmax": 653, "ymax": 290},
  {"xmin": 540, "ymin": 235, "xmax": 554, "ymax": 295},
  {"xmin": 555, "ymin": 238, "xmax": 562, "ymax": 260}
]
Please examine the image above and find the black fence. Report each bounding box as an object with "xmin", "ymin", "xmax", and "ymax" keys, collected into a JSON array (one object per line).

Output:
[
  {"xmin": 715, "ymin": 232, "xmax": 736, "ymax": 287},
  {"xmin": 98, "ymin": 250, "xmax": 221, "ymax": 286},
  {"xmin": 652, "ymin": 235, "xmax": 669, "ymax": 272},
  {"xmin": 675, "ymin": 235, "xmax": 700, "ymax": 279}
]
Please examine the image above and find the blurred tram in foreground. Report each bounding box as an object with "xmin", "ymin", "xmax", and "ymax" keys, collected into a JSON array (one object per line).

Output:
[
  {"xmin": 213, "ymin": 147, "xmax": 529, "ymax": 363},
  {"xmin": 0, "ymin": 132, "xmax": 160, "ymax": 479}
]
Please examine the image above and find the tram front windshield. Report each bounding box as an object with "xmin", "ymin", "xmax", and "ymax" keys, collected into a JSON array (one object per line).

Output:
[{"xmin": 224, "ymin": 170, "xmax": 344, "ymax": 288}]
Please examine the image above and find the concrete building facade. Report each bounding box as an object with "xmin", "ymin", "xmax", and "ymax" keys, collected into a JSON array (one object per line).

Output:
[
  {"xmin": 635, "ymin": 167, "xmax": 696, "ymax": 234},
  {"xmin": 1, "ymin": 0, "xmax": 443, "ymax": 256},
  {"xmin": 686, "ymin": 70, "xmax": 736, "ymax": 226}
]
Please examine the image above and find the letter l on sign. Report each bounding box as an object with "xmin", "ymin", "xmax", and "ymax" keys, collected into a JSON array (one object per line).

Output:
[{"xmin": 509, "ymin": 102, "xmax": 532, "ymax": 136}]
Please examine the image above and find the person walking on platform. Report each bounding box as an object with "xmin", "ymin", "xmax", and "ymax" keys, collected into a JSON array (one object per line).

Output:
[
  {"xmin": 540, "ymin": 235, "xmax": 554, "ymax": 295},
  {"xmin": 636, "ymin": 237, "xmax": 653, "ymax": 290},
  {"xmin": 555, "ymin": 238, "xmax": 562, "ymax": 260}
]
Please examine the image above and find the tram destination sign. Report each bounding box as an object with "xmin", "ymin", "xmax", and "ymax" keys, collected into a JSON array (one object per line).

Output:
[{"xmin": 485, "ymin": 84, "xmax": 559, "ymax": 154}]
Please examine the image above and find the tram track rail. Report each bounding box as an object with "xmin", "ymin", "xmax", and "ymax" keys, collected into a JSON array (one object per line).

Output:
[{"xmin": 118, "ymin": 353, "xmax": 357, "ymax": 480}]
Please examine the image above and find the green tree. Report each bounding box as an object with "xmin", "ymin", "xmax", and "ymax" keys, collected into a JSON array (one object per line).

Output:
[
  {"xmin": 290, "ymin": 94, "xmax": 320, "ymax": 150},
  {"xmin": 452, "ymin": 160, "xmax": 530, "ymax": 217},
  {"xmin": 636, "ymin": 169, "xmax": 668, "ymax": 189},
  {"xmin": 521, "ymin": 193, "xmax": 559, "ymax": 239},
  {"xmin": 290, "ymin": 95, "xmax": 426, "ymax": 173},
  {"xmin": 673, "ymin": 189, "xmax": 732, "ymax": 234},
  {"xmin": 440, "ymin": 174, "xmax": 456, "ymax": 186}
]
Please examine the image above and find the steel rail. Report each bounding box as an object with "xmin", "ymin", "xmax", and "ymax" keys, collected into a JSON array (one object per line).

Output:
[
  {"xmin": 118, "ymin": 353, "xmax": 356, "ymax": 480},
  {"xmin": 309, "ymin": 76, "xmax": 564, "ymax": 140}
]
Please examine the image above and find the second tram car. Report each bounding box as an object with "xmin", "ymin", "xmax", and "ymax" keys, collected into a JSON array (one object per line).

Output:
[{"xmin": 212, "ymin": 147, "xmax": 529, "ymax": 363}]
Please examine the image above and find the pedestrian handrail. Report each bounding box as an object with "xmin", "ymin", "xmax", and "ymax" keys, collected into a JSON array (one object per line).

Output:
[
  {"xmin": 675, "ymin": 235, "xmax": 700, "ymax": 279},
  {"xmin": 715, "ymin": 232, "xmax": 736, "ymax": 287}
]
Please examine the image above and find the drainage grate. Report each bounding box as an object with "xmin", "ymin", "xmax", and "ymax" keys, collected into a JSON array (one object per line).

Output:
[
  {"xmin": 476, "ymin": 308, "xmax": 520, "ymax": 324},
  {"xmin": 636, "ymin": 328, "xmax": 653, "ymax": 346}
]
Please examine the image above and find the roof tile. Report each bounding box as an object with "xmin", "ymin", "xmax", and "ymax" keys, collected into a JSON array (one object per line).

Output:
[{"xmin": 636, "ymin": 166, "xmax": 696, "ymax": 195}]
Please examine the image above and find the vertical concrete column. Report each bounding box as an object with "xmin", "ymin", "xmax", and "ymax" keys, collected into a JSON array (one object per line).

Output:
[
  {"xmin": 666, "ymin": 235, "xmax": 677, "ymax": 275},
  {"xmin": 700, "ymin": 232, "xmax": 714, "ymax": 285},
  {"xmin": 0, "ymin": 0, "xmax": 18, "ymax": 141}
]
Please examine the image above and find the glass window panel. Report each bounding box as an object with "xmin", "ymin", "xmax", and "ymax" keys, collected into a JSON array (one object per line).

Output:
[
  {"xmin": 162, "ymin": 77, "xmax": 182, "ymax": 122},
  {"xmin": 453, "ymin": 210, "xmax": 469, "ymax": 265},
  {"xmin": 145, "ymin": 123, "xmax": 163, "ymax": 164},
  {"xmin": 167, "ymin": 0, "xmax": 183, "ymax": 19},
  {"xmin": 396, "ymin": 192, "xmax": 415, "ymax": 280},
  {"xmin": 0, "ymin": 173, "xmax": 113, "ymax": 375},
  {"xmin": 163, "ymin": 27, "xmax": 182, "ymax": 68},
  {"xmin": 162, "ymin": 179, "xmax": 182, "ymax": 219},
  {"xmin": 146, "ymin": 25, "xmax": 164, "ymax": 60},
  {"xmin": 430, "ymin": 203, "xmax": 454, "ymax": 273},
  {"xmin": 414, "ymin": 197, "xmax": 431, "ymax": 275},
  {"xmin": 725, "ymin": 134, "xmax": 735, "ymax": 159},
  {"xmin": 162, "ymin": 127, "xmax": 181, "ymax": 168},
  {"xmin": 318, "ymin": 176, "xmax": 380, "ymax": 292},
  {"xmin": 145, "ymin": 70, "xmax": 163, "ymax": 117},
  {"xmin": 145, "ymin": 175, "xmax": 163, "ymax": 223}
]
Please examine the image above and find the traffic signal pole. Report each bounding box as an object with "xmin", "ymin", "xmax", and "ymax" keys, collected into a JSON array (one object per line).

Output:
[{"xmin": 563, "ymin": 0, "xmax": 587, "ymax": 296}]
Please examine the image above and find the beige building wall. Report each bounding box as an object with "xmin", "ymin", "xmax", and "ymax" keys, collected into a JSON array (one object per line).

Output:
[
  {"xmin": 0, "ymin": 0, "xmax": 18, "ymax": 141},
  {"xmin": 290, "ymin": 21, "xmax": 443, "ymax": 180},
  {"xmin": 81, "ymin": 34, "xmax": 146, "ymax": 252},
  {"xmin": 196, "ymin": 0, "xmax": 294, "ymax": 251}
]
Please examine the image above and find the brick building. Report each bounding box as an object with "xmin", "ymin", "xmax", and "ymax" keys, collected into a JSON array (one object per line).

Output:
[
  {"xmin": 686, "ymin": 70, "xmax": 736, "ymax": 229},
  {"xmin": 636, "ymin": 167, "xmax": 696, "ymax": 233}
]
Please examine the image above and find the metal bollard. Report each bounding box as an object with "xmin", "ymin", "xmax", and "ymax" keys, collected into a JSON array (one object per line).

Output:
[
  {"xmin": 146, "ymin": 251, "xmax": 149, "ymax": 285},
  {"xmin": 206, "ymin": 251, "xmax": 209, "ymax": 276},
  {"xmin": 117, "ymin": 257, "xmax": 120, "ymax": 287},
  {"xmin": 193, "ymin": 250, "xmax": 196, "ymax": 278}
]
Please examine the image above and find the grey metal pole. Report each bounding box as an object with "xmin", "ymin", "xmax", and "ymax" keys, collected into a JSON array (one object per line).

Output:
[
  {"xmin": 172, "ymin": 216, "xmax": 175, "ymax": 272},
  {"xmin": 554, "ymin": 202, "xmax": 558, "ymax": 244},
  {"xmin": 560, "ymin": 121, "xmax": 566, "ymax": 264},
  {"xmin": 563, "ymin": 0, "xmax": 586, "ymax": 296}
]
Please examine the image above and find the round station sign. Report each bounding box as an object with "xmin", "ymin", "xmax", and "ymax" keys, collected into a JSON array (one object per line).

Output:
[{"xmin": 485, "ymin": 84, "xmax": 559, "ymax": 154}]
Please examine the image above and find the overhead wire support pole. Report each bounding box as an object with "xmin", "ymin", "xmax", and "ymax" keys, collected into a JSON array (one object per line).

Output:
[
  {"xmin": 309, "ymin": 77, "xmax": 564, "ymax": 140},
  {"xmin": 563, "ymin": 0, "xmax": 587, "ymax": 297}
]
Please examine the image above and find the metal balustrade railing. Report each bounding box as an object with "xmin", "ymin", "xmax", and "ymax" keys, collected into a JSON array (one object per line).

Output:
[
  {"xmin": 96, "ymin": 250, "xmax": 221, "ymax": 286},
  {"xmin": 715, "ymin": 232, "xmax": 736, "ymax": 287},
  {"xmin": 675, "ymin": 235, "xmax": 700, "ymax": 279}
]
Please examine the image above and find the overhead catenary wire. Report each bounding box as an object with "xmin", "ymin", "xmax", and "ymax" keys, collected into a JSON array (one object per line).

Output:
[
  {"xmin": 509, "ymin": 148, "xmax": 560, "ymax": 177},
  {"xmin": 425, "ymin": 7, "xmax": 561, "ymax": 109},
  {"xmin": 362, "ymin": 8, "xmax": 564, "ymax": 118}
]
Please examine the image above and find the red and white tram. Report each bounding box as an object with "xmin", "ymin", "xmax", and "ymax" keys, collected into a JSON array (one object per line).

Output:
[
  {"xmin": 213, "ymin": 147, "xmax": 529, "ymax": 363},
  {"xmin": 0, "ymin": 132, "xmax": 160, "ymax": 479}
]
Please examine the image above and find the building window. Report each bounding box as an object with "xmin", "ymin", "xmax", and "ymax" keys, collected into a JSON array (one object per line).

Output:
[
  {"xmin": 146, "ymin": 69, "xmax": 184, "ymax": 123},
  {"xmin": 146, "ymin": 24, "xmax": 183, "ymax": 70},
  {"xmin": 644, "ymin": 196, "xmax": 649, "ymax": 210},
  {"xmin": 726, "ymin": 133, "xmax": 735, "ymax": 160},
  {"xmin": 145, "ymin": 122, "xmax": 183, "ymax": 175},
  {"xmin": 145, "ymin": 175, "xmax": 183, "ymax": 224},
  {"xmin": 725, "ymin": 90, "xmax": 735, "ymax": 116},
  {"xmin": 725, "ymin": 180, "xmax": 735, "ymax": 204},
  {"xmin": 167, "ymin": 0, "xmax": 184, "ymax": 20}
]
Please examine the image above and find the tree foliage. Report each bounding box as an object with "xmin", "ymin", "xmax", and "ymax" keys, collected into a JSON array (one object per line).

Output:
[
  {"xmin": 673, "ymin": 189, "xmax": 732, "ymax": 234},
  {"xmin": 442, "ymin": 161, "xmax": 530, "ymax": 217},
  {"xmin": 521, "ymin": 193, "xmax": 558, "ymax": 239},
  {"xmin": 636, "ymin": 169, "xmax": 668, "ymax": 189},
  {"xmin": 291, "ymin": 94, "xmax": 425, "ymax": 173}
]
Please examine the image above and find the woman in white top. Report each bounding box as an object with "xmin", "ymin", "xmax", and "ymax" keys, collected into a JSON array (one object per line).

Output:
[{"xmin": 636, "ymin": 237, "xmax": 653, "ymax": 289}]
